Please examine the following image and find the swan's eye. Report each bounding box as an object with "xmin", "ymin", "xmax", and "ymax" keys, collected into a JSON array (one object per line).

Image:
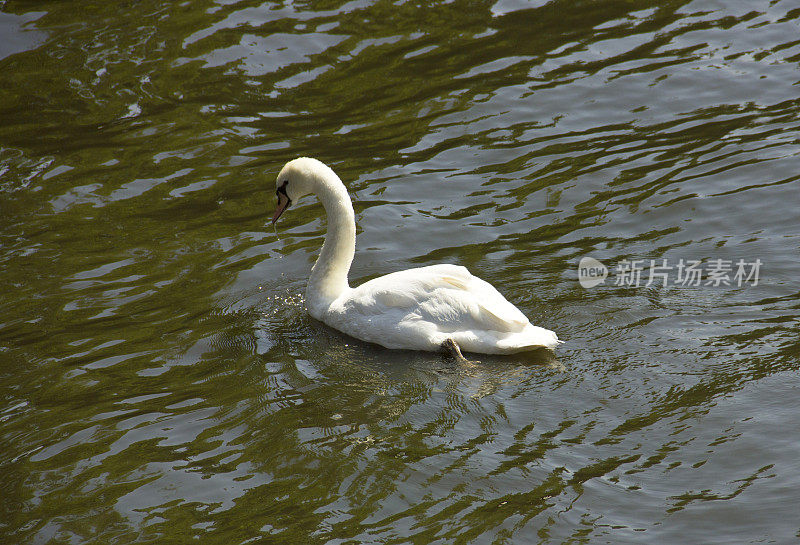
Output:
[
  {"xmin": 277, "ymin": 180, "xmax": 289, "ymax": 197},
  {"xmin": 276, "ymin": 180, "xmax": 291, "ymax": 206}
]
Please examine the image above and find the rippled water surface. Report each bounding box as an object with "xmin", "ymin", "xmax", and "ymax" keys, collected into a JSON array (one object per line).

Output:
[{"xmin": 2, "ymin": 0, "xmax": 800, "ymax": 543}]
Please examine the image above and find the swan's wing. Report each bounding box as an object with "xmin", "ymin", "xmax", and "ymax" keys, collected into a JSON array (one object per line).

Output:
[{"xmin": 347, "ymin": 264, "xmax": 530, "ymax": 333}]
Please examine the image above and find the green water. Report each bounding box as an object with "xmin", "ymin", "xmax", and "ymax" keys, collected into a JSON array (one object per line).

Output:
[{"xmin": 2, "ymin": 0, "xmax": 799, "ymax": 543}]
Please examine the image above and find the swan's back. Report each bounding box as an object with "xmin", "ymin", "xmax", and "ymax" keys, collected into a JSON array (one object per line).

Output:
[{"xmin": 325, "ymin": 264, "xmax": 560, "ymax": 354}]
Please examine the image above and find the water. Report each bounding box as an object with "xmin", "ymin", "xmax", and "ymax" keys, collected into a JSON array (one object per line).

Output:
[{"xmin": 2, "ymin": 0, "xmax": 799, "ymax": 543}]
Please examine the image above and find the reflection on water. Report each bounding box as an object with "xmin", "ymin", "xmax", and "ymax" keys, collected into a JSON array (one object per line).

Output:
[{"xmin": 1, "ymin": 0, "xmax": 800, "ymax": 543}]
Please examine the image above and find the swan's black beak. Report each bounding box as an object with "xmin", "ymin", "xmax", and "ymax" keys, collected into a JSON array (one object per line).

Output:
[{"xmin": 271, "ymin": 189, "xmax": 291, "ymax": 224}]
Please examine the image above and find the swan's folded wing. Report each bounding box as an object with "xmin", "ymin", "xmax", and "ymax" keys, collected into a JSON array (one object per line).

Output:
[{"xmin": 350, "ymin": 264, "xmax": 531, "ymax": 333}]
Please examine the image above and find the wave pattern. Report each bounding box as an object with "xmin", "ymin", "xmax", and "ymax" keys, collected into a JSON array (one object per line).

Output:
[{"xmin": 1, "ymin": 0, "xmax": 800, "ymax": 543}]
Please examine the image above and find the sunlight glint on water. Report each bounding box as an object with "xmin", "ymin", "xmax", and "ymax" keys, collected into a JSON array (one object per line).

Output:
[{"xmin": 1, "ymin": 0, "xmax": 799, "ymax": 543}]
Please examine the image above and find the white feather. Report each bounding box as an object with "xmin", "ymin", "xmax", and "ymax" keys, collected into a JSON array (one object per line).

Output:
[{"xmin": 274, "ymin": 158, "xmax": 561, "ymax": 355}]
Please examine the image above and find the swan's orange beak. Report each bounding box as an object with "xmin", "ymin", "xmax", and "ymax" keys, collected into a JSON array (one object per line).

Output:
[{"xmin": 271, "ymin": 191, "xmax": 290, "ymax": 224}]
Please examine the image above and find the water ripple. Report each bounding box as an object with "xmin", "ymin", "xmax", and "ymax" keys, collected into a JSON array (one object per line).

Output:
[{"xmin": 2, "ymin": 0, "xmax": 800, "ymax": 543}]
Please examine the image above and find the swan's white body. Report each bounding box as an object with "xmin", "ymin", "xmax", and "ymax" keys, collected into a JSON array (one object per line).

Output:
[{"xmin": 272, "ymin": 157, "xmax": 561, "ymax": 354}]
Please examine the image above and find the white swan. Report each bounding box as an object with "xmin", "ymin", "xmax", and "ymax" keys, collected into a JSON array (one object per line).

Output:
[{"xmin": 271, "ymin": 157, "xmax": 561, "ymax": 359}]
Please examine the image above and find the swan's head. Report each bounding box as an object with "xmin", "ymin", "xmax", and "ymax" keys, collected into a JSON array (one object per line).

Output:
[{"xmin": 271, "ymin": 157, "xmax": 326, "ymax": 224}]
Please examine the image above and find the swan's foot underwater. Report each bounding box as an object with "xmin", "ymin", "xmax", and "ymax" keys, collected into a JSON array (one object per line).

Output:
[{"xmin": 440, "ymin": 338, "xmax": 480, "ymax": 365}]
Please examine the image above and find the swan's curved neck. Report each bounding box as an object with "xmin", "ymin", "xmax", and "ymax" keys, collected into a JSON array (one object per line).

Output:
[{"xmin": 306, "ymin": 169, "xmax": 355, "ymax": 317}]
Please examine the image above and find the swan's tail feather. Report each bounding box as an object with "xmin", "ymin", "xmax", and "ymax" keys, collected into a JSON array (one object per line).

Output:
[{"xmin": 495, "ymin": 325, "xmax": 561, "ymax": 352}]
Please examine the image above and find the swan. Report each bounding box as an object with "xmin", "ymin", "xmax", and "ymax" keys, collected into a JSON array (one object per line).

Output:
[{"xmin": 271, "ymin": 157, "xmax": 561, "ymax": 360}]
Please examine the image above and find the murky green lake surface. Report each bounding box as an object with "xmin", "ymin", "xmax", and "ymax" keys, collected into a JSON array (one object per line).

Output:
[{"xmin": 2, "ymin": 0, "xmax": 800, "ymax": 543}]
